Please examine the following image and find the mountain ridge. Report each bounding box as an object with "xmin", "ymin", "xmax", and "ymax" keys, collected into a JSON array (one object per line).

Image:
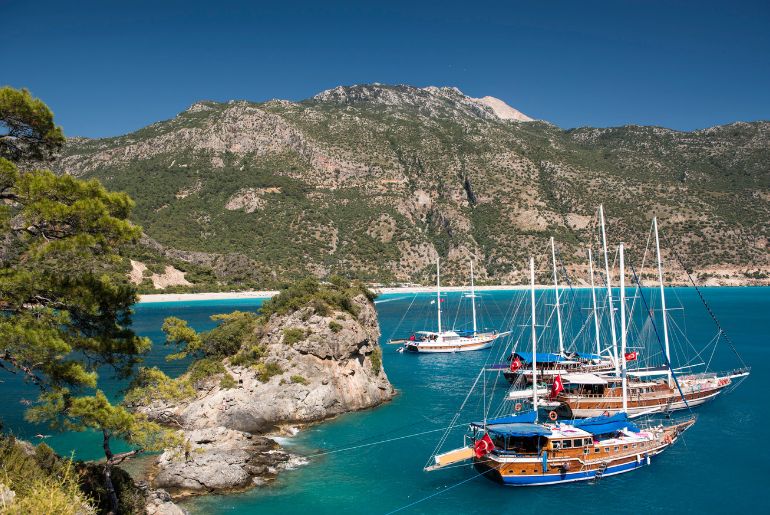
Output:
[{"xmin": 53, "ymin": 83, "xmax": 770, "ymax": 290}]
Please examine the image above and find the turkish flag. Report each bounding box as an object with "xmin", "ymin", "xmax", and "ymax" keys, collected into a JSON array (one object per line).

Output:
[
  {"xmin": 409, "ymin": 334, "xmax": 416, "ymax": 341},
  {"xmin": 625, "ymin": 351, "xmax": 638, "ymax": 361},
  {"xmin": 474, "ymin": 433, "xmax": 495, "ymax": 458},
  {"xmin": 550, "ymin": 374, "xmax": 564, "ymax": 400},
  {"xmin": 510, "ymin": 356, "xmax": 522, "ymax": 372}
]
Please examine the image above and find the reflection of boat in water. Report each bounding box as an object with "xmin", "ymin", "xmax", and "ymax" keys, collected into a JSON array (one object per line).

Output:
[
  {"xmin": 389, "ymin": 258, "xmax": 507, "ymax": 353},
  {"xmin": 425, "ymin": 257, "xmax": 695, "ymax": 486}
]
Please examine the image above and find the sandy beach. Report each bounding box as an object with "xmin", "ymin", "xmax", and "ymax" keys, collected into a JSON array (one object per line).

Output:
[
  {"xmin": 139, "ymin": 290, "xmax": 280, "ymax": 303},
  {"xmin": 137, "ymin": 284, "xmax": 567, "ymax": 303}
]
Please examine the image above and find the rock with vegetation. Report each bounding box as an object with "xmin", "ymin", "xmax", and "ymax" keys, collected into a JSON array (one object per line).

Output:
[{"xmin": 126, "ymin": 278, "xmax": 394, "ymax": 496}]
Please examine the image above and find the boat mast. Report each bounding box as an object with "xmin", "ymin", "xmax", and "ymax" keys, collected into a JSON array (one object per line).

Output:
[
  {"xmin": 653, "ymin": 217, "xmax": 673, "ymax": 388},
  {"xmin": 550, "ymin": 237, "xmax": 564, "ymax": 355},
  {"xmin": 588, "ymin": 249, "xmax": 601, "ymax": 357},
  {"xmin": 436, "ymin": 257, "xmax": 442, "ymax": 341},
  {"xmin": 470, "ymin": 260, "xmax": 477, "ymax": 336},
  {"xmin": 619, "ymin": 243, "xmax": 628, "ymax": 413},
  {"xmin": 530, "ymin": 257, "xmax": 538, "ymax": 416},
  {"xmin": 599, "ymin": 204, "xmax": 620, "ymax": 376}
]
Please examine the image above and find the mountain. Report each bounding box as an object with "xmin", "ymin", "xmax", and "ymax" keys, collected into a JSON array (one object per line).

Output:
[{"xmin": 55, "ymin": 84, "xmax": 770, "ymax": 290}]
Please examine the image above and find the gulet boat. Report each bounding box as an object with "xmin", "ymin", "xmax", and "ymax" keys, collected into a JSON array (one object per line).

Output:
[
  {"xmin": 425, "ymin": 256, "xmax": 696, "ymax": 486},
  {"xmin": 390, "ymin": 258, "xmax": 507, "ymax": 353}
]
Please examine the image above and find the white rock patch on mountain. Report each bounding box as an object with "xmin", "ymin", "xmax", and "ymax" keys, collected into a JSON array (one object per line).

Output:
[{"xmin": 471, "ymin": 96, "xmax": 533, "ymax": 122}]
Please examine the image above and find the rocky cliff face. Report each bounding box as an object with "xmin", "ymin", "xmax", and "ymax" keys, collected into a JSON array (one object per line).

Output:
[
  {"xmin": 56, "ymin": 83, "xmax": 770, "ymax": 287},
  {"xmin": 142, "ymin": 293, "xmax": 394, "ymax": 496}
]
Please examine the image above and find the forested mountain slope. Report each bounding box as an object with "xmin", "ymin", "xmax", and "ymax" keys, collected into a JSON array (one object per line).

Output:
[{"xmin": 57, "ymin": 84, "xmax": 770, "ymax": 289}]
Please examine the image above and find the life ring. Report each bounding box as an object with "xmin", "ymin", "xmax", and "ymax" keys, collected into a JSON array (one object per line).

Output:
[
  {"xmin": 549, "ymin": 410, "xmax": 558, "ymax": 421},
  {"xmin": 514, "ymin": 402, "xmax": 523, "ymax": 412}
]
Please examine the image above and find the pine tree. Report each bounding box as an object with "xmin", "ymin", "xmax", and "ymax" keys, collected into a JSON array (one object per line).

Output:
[{"xmin": 0, "ymin": 87, "xmax": 175, "ymax": 514}]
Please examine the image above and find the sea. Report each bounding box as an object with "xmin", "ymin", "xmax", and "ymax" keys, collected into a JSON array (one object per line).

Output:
[{"xmin": 0, "ymin": 287, "xmax": 766, "ymax": 515}]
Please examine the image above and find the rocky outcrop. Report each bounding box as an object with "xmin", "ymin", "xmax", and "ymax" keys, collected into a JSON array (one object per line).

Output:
[
  {"xmin": 144, "ymin": 489, "xmax": 188, "ymax": 515},
  {"xmin": 152, "ymin": 427, "xmax": 295, "ymax": 496},
  {"xmin": 143, "ymin": 292, "xmax": 394, "ymax": 497}
]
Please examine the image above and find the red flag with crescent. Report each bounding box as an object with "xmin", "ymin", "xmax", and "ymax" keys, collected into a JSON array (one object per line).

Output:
[
  {"xmin": 510, "ymin": 356, "xmax": 522, "ymax": 372},
  {"xmin": 625, "ymin": 351, "xmax": 638, "ymax": 361},
  {"xmin": 550, "ymin": 374, "xmax": 564, "ymax": 400},
  {"xmin": 474, "ymin": 433, "xmax": 495, "ymax": 458}
]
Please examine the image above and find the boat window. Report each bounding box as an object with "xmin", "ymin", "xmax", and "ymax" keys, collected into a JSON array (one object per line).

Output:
[
  {"xmin": 594, "ymin": 448, "xmax": 600, "ymax": 453},
  {"xmin": 623, "ymin": 445, "xmax": 628, "ymax": 450},
  {"xmin": 583, "ymin": 448, "xmax": 589, "ymax": 454},
  {"xmin": 553, "ymin": 441, "xmax": 562, "ymax": 450},
  {"xmin": 614, "ymin": 446, "xmax": 619, "ymax": 451},
  {"xmin": 562, "ymin": 440, "xmax": 572, "ymax": 449}
]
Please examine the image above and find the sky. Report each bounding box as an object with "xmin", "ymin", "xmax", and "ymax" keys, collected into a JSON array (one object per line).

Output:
[{"xmin": 2, "ymin": 0, "xmax": 769, "ymax": 137}]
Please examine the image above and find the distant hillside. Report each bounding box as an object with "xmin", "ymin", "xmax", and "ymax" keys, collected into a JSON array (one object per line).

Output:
[{"xmin": 55, "ymin": 84, "xmax": 770, "ymax": 290}]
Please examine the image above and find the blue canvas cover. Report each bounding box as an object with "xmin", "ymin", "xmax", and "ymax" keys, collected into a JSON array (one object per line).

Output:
[
  {"xmin": 514, "ymin": 352, "xmax": 566, "ymax": 363},
  {"xmin": 486, "ymin": 423, "xmax": 552, "ymax": 438},
  {"xmin": 475, "ymin": 411, "xmax": 537, "ymax": 426},
  {"xmin": 568, "ymin": 413, "xmax": 640, "ymax": 435},
  {"xmin": 574, "ymin": 352, "xmax": 603, "ymax": 361}
]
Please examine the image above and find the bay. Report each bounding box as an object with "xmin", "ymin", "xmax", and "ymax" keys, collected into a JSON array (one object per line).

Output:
[{"xmin": 0, "ymin": 288, "xmax": 765, "ymax": 514}]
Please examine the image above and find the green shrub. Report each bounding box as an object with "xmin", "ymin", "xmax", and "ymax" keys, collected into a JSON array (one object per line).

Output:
[
  {"xmin": 256, "ymin": 362, "xmax": 283, "ymax": 382},
  {"xmin": 230, "ymin": 344, "xmax": 266, "ymax": 367},
  {"xmin": 290, "ymin": 375, "xmax": 308, "ymax": 385},
  {"xmin": 283, "ymin": 328, "xmax": 306, "ymax": 345},
  {"xmin": 370, "ymin": 347, "xmax": 382, "ymax": 375},
  {"xmin": 187, "ymin": 357, "xmax": 227, "ymax": 386},
  {"xmin": 328, "ymin": 321, "xmax": 343, "ymax": 333},
  {"xmin": 124, "ymin": 367, "xmax": 196, "ymax": 405},
  {"xmin": 259, "ymin": 277, "xmax": 374, "ymax": 319},
  {"xmin": 219, "ymin": 373, "xmax": 238, "ymax": 389},
  {"xmin": 0, "ymin": 435, "xmax": 95, "ymax": 515},
  {"xmin": 203, "ymin": 311, "xmax": 261, "ymax": 357}
]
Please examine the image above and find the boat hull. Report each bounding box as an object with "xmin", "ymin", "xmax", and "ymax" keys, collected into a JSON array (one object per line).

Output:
[
  {"xmin": 475, "ymin": 454, "xmax": 654, "ymax": 485},
  {"xmin": 562, "ymin": 376, "xmax": 729, "ymax": 417},
  {"xmin": 473, "ymin": 420, "xmax": 692, "ymax": 487},
  {"xmin": 403, "ymin": 333, "xmax": 499, "ymax": 353}
]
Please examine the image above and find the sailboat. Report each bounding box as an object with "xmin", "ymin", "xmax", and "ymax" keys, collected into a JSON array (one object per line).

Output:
[
  {"xmin": 503, "ymin": 235, "xmax": 615, "ymax": 384},
  {"xmin": 425, "ymin": 257, "xmax": 696, "ymax": 485},
  {"xmin": 390, "ymin": 258, "xmax": 507, "ymax": 353},
  {"xmin": 554, "ymin": 222, "xmax": 750, "ymax": 417}
]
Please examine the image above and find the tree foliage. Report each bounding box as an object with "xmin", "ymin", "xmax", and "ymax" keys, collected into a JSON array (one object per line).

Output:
[
  {"xmin": 0, "ymin": 86, "xmax": 64, "ymax": 161},
  {"xmin": 0, "ymin": 87, "xmax": 167, "ymax": 514}
]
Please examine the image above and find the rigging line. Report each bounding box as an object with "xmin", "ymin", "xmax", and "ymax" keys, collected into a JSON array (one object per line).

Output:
[
  {"xmin": 384, "ymin": 467, "xmax": 497, "ymax": 515},
  {"xmin": 426, "ymin": 369, "xmax": 484, "ymax": 466},
  {"xmin": 661, "ymin": 231, "xmax": 748, "ymax": 369},
  {"xmin": 387, "ymin": 292, "xmax": 420, "ymax": 340},
  {"xmin": 628, "ymin": 261, "xmax": 692, "ymax": 413},
  {"xmin": 306, "ymin": 422, "xmax": 473, "ymax": 460}
]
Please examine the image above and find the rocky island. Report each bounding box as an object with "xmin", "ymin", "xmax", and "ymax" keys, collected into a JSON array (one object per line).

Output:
[{"xmin": 126, "ymin": 277, "xmax": 394, "ymax": 498}]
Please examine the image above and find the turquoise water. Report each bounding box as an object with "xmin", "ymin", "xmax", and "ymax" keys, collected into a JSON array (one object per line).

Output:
[{"xmin": 1, "ymin": 289, "xmax": 766, "ymax": 514}]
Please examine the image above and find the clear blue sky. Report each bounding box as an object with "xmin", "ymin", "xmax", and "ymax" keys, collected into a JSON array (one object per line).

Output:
[{"xmin": 2, "ymin": 0, "xmax": 769, "ymax": 137}]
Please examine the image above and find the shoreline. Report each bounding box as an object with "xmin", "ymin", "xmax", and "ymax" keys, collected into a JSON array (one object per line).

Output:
[{"xmin": 137, "ymin": 283, "xmax": 768, "ymax": 304}]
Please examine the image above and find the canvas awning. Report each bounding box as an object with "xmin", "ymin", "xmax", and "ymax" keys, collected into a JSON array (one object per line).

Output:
[
  {"xmin": 471, "ymin": 411, "xmax": 537, "ymax": 428},
  {"xmin": 486, "ymin": 423, "xmax": 552, "ymax": 438},
  {"xmin": 567, "ymin": 413, "xmax": 640, "ymax": 435},
  {"xmin": 514, "ymin": 352, "xmax": 566, "ymax": 363},
  {"xmin": 562, "ymin": 373, "xmax": 608, "ymax": 385}
]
